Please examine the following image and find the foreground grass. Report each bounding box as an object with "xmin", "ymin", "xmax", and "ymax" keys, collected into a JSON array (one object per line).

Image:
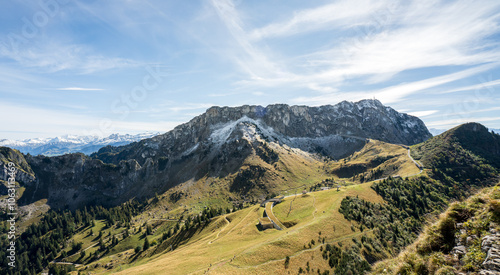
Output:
[{"xmin": 372, "ymin": 182, "xmax": 500, "ymax": 274}]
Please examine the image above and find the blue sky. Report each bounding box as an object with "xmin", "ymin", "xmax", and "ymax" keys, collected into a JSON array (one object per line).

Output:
[{"xmin": 1, "ymin": 0, "xmax": 500, "ymax": 139}]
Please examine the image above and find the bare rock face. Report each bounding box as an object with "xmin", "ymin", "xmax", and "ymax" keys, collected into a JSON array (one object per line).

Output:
[
  {"xmin": 93, "ymin": 99, "xmax": 431, "ymax": 166},
  {"xmin": 1, "ymin": 99, "xmax": 432, "ymax": 209},
  {"xmin": 480, "ymin": 228, "xmax": 500, "ymax": 274}
]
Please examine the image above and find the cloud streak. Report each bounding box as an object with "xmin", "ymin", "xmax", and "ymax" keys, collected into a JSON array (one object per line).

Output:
[
  {"xmin": 2, "ymin": 0, "xmax": 500, "ymax": 138},
  {"xmin": 56, "ymin": 87, "xmax": 105, "ymax": 91},
  {"xmin": 291, "ymin": 63, "xmax": 499, "ymax": 105},
  {"xmin": 249, "ymin": 0, "xmax": 392, "ymax": 40},
  {"xmin": 209, "ymin": 0, "xmax": 289, "ymax": 80},
  {"xmin": 0, "ymin": 41, "xmax": 139, "ymax": 74}
]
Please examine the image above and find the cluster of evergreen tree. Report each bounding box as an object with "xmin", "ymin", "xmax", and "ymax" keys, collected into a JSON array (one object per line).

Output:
[
  {"xmin": 0, "ymin": 200, "xmax": 143, "ymax": 275},
  {"xmin": 373, "ymin": 176, "xmax": 447, "ymax": 217},
  {"xmin": 339, "ymin": 194, "xmax": 419, "ymax": 253},
  {"xmin": 320, "ymin": 243, "xmax": 371, "ymax": 274},
  {"xmin": 428, "ymin": 151, "xmax": 497, "ymax": 200}
]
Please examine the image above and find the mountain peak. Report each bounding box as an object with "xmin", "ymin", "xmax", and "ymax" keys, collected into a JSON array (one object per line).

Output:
[
  {"xmin": 414, "ymin": 122, "xmax": 500, "ymax": 168},
  {"xmin": 453, "ymin": 122, "xmax": 489, "ymax": 133},
  {"xmin": 93, "ymin": 100, "xmax": 432, "ymax": 169},
  {"xmin": 355, "ymin": 98, "xmax": 384, "ymax": 108},
  {"xmin": 195, "ymin": 101, "xmax": 431, "ymax": 144},
  {"xmin": 441, "ymin": 122, "xmax": 492, "ymax": 142}
]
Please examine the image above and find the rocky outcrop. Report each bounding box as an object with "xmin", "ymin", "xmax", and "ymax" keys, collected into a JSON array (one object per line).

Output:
[
  {"xmin": 452, "ymin": 223, "xmax": 500, "ymax": 274},
  {"xmin": 480, "ymin": 228, "xmax": 500, "ymax": 274}
]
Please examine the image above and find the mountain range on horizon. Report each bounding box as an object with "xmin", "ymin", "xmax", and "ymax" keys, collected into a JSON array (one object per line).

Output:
[
  {"xmin": 1, "ymin": 99, "xmax": 499, "ymax": 275},
  {"xmin": 1, "ymin": 99, "xmax": 432, "ymax": 157},
  {"xmin": 0, "ymin": 132, "xmax": 160, "ymax": 156},
  {"xmin": 2, "ymin": 127, "xmax": 499, "ymax": 158},
  {"xmin": 1, "ymin": 102, "xmax": 498, "ymax": 159}
]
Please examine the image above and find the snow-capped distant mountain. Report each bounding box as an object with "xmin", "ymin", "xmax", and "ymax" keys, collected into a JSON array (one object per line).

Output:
[{"xmin": 0, "ymin": 133, "xmax": 160, "ymax": 156}]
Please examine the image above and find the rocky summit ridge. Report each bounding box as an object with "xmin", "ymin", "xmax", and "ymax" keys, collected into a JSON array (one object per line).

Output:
[
  {"xmin": 1, "ymin": 99, "xmax": 431, "ymax": 210},
  {"xmin": 93, "ymin": 99, "xmax": 431, "ymax": 165}
]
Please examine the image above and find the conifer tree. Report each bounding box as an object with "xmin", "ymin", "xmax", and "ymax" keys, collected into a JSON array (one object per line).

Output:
[{"xmin": 143, "ymin": 237, "xmax": 150, "ymax": 251}]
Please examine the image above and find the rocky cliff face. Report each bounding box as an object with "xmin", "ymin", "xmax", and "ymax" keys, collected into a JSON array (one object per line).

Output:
[
  {"xmin": 1, "ymin": 99, "xmax": 432, "ymax": 209},
  {"xmin": 93, "ymin": 99, "xmax": 431, "ymax": 165}
]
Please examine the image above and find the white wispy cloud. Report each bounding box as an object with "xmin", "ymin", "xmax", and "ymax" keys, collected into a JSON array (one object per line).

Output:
[
  {"xmin": 423, "ymin": 106, "xmax": 500, "ymax": 120},
  {"xmin": 291, "ymin": 63, "xmax": 498, "ymax": 105},
  {"xmin": 407, "ymin": 110, "xmax": 439, "ymax": 117},
  {"xmin": 302, "ymin": 1, "xmax": 500, "ymax": 81},
  {"xmin": 426, "ymin": 117, "xmax": 500, "ymax": 128},
  {"xmin": 249, "ymin": 0, "xmax": 392, "ymax": 40},
  {"xmin": 438, "ymin": 77, "xmax": 500, "ymax": 94},
  {"xmin": 2, "ymin": 0, "xmax": 500, "ymax": 137},
  {"xmin": 56, "ymin": 87, "xmax": 105, "ymax": 91},
  {"xmin": 371, "ymin": 63, "xmax": 499, "ymax": 103},
  {"xmin": 0, "ymin": 101, "xmax": 176, "ymax": 139},
  {"xmin": 0, "ymin": 39, "xmax": 139, "ymax": 74},
  {"xmin": 0, "ymin": 64, "xmax": 50, "ymax": 87},
  {"xmin": 208, "ymin": 0, "xmax": 291, "ymax": 80}
]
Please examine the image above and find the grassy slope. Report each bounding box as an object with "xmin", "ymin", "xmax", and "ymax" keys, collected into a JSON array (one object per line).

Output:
[
  {"xmin": 343, "ymin": 139, "xmax": 420, "ymax": 179},
  {"xmin": 132, "ymin": 140, "xmax": 332, "ymax": 223},
  {"xmin": 111, "ymin": 183, "xmax": 380, "ymax": 275},
  {"xmin": 411, "ymin": 123, "xmax": 500, "ymax": 168},
  {"xmin": 6, "ymin": 137, "xmax": 419, "ymax": 274},
  {"xmin": 73, "ymin": 139, "xmax": 417, "ymax": 274}
]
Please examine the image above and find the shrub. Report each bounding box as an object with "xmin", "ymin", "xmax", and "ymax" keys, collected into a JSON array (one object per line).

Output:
[
  {"xmin": 396, "ymin": 263, "xmax": 413, "ymax": 275},
  {"xmin": 417, "ymin": 216, "xmax": 456, "ymax": 254},
  {"xmin": 490, "ymin": 199, "xmax": 500, "ymax": 220},
  {"xmin": 435, "ymin": 266, "xmax": 456, "ymax": 275},
  {"xmin": 426, "ymin": 252, "xmax": 447, "ymax": 273}
]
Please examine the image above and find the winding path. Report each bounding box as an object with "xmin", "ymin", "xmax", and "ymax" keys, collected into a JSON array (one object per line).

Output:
[
  {"xmin": 406, "ymin": 148, "xmax": 424, "ymax": 177},
  {"xmin": 372, "ymin": 147, "xmax": 424, "ymax": 182},
  {"xmin": 312, "ymin": 195, "xmax": 317, "ymax": 219},
  {"xmin": 265, "ymin": 202, "xmax": 286, "ymax": 230},
  {"xmin": 208, "ymin": 216, "xmax": 230, "ymax": 244}
]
